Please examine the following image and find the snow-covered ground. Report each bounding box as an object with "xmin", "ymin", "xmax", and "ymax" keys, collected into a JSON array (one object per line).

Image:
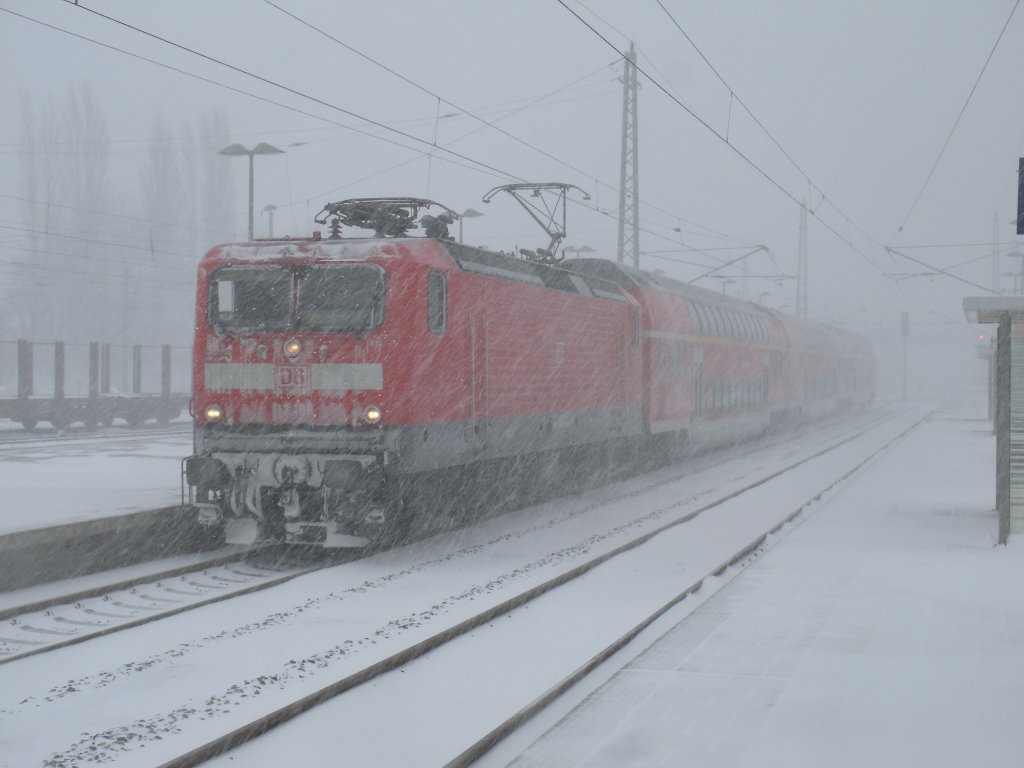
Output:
[
  {"xmin": 488, "ymin": 401, "xmax": 1017, "ymax": 768},
  {"xmin": 0, "ymin": 428, "xmax": 190, "ymax": 536},
  {"xmin": 0, "ymin": 401, "xmax": 1013, "ymax": 768}
]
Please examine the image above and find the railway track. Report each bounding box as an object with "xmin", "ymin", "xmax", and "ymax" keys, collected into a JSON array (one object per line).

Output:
[
  {"xmin": 0, "ymin": 546, "xmax": 363, "ymax": 666},
  {"xmin": 0, "ymin": 422, "xmax": 190, "ymax": 451},
  {"xmin": 0, "ymin": 406, "xmax": 887, "ymax": 667},
  {"xmin": 49, "ymin": 404, "xmax": 923, "ymax": 768}
]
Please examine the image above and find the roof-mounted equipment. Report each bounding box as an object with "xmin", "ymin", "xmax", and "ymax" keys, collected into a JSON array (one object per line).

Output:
[
  {"xmin": 482, "ymin": 182, "xmax": 589, "ymax": 264},
  {"xmin": 314, "ymin": 198, "xmax": 458, "ymax": 240}
]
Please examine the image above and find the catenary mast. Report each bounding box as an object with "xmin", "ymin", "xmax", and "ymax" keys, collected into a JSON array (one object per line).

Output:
[
  {"xmin": 617, "ymin": 42, "xmax": 639, "ymax": 268},
  {"xmin": 797, "ymin": 200, "xmax": 808, "ymax": 318}
]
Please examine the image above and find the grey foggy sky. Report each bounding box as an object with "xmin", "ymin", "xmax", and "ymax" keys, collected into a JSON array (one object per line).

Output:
[{"xmin": 1, "ymin": 0, "xmax": 1022, "ymax": 390}]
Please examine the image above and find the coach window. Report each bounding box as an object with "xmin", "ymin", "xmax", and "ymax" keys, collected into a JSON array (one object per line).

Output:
[
  {"xmin": 726, "ymin": 310, "xmax": 739, "ymax": 337},
  {"xmin": 709, "ymin": 307, "xmax": 723, "ymax": 336},
  {"xmin": 427, "ymin": 271, "xmax": 447, "ymax": 334},
  {"xmin": 695, "ymin": 305, "xmax": 708, "ymax": 334},
  {"xmin": 692, "ymin": 304, "xmax": 706, "ymax": 333}
]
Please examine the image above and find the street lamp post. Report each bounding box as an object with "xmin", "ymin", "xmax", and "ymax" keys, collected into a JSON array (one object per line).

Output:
[
  {"xmin": 263, "ymin": 204, "xmax": 278, "ymax": 238},
  {"xmin": 218, "ymin": 142, "xmax": 285, "ymax": 241},
  {"xmin": 459, "ymin": 208, "xmax": 484, "ymax": 244}
]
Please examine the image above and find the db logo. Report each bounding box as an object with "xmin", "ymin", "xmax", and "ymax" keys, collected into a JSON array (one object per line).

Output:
[{"xmin": 274, "ymin": 365, "xmax": 310, "ymax": 394}]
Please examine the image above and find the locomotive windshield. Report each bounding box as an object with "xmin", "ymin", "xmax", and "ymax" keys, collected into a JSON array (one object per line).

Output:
[
  {"xmin": 297, "ymin": 265, "xmax": 385, "ymax": 331},
  {"xmin": 209, "ymin": 264, "xmax": 385, "ymax": 333},
  {"xmin": 210, "ymin": 266, "xmax": 291, "ymax": 331}
]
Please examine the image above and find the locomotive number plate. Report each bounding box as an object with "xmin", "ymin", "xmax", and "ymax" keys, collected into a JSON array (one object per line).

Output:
[{"xmin": 274, "ymin": 365, "xmax": 311, "ymax": 395}]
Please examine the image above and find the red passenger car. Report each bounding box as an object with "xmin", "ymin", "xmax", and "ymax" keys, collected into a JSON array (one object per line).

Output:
[{"xmin": 564, "ymin": 259, "xmax": 875, "ymax": 446}]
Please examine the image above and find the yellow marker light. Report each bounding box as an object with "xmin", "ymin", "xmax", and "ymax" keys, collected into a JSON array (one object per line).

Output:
[
  {"xmin": 205, "ymin": 404, "xmax": 224, "ymax": 422},
  {"xmin": 284, "ymin": 339, "xmax": 301, "ymax": 358},
  {"xmin": 363, "ymin": 405, "xmax": 382, "ymax": 425}
]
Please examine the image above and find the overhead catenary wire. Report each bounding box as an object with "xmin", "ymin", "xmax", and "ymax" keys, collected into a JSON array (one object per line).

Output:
[
  {"xmin": 48, "ymin": 1, "xmax": 757, "ymax": 272},
  {"xmin": 569, "ymin": 0, "xmax": 958, "ymax": 323},
  {"xmin": 886, "ymin": 246, "xmax": 997, "ymax": 294},
  {"xmin": 0, "ymin": 223, "xmax": 201, "ymax": 265},
  {"xmin": 559, "ymin": 0, "xmax": 1004, "ymax": 311},
  {"xmin": 2, "ymin": 5, "xmax": 513, "ymax": 183},
  {"xmin": 9, "ymin": 0, "xmax": 851, "ymax": 303},
  {"xmin": 652, "ymin": 0, "xmax": 882, "ymax": 253},
  {"xmin": 1, "ymin": 4, "xmax": 679, "ymax": 267},
  {"xmin": 259, "ymin": 1, "xmax": 758, "ymax": 264},
  {"xmin": 554, "ymin": 0, "xmax": 888, "ymax": 276},
  {"xmin": 889, "ymin": 0, "xmax": 1020, "ymax": 243}
]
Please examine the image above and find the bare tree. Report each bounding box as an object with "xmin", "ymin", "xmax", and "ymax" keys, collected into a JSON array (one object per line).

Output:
[{"xmin": 14, "ymin": 83, "xmax": 112, "ymax": 343}]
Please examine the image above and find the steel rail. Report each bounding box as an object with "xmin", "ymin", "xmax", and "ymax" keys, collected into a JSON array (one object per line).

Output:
[
  {"xmin": 154, "ymin": 406, "xmax": 931, "ymax": 768},
  {"xmin": 0, "ymin": 423, "xmax": 190, "ymax": 448},
  {"xmin": 0, "ymin": 546, "xmax": 332, "ymax": 666},
  {"xmin": 0, "ymin": 548, "xmax": 264, "ymax": 622}
]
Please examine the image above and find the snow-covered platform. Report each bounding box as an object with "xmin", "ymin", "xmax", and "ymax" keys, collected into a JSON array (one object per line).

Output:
[
  {"xmin": 499, "ymin": 402, "xmax": 1020, "ymax": 768},
  {"xmin": 0, "ymin": 428, "xmax": 194, "ymax": 589},
  {"xmin": 0, "ymin": 427, "xmax": 190, "ymax": 539}
]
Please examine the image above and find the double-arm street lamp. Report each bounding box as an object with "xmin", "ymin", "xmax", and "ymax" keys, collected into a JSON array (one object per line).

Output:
[{"xmin": 218, "ymin": 142, "xmax": 284, "ymax": 240}]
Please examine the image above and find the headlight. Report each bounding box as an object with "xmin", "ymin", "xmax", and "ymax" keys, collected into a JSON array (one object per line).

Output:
[
  {"xmin": 284, "ymin": 339, "xmax": 301, "ymax": 359},
  {"xmin": 363, "ymin": 405, "xmax": 382, "ymax": 425},
  {"xmin": 205, "ymin": 404, "xmax": 223, "ymax": 422}
]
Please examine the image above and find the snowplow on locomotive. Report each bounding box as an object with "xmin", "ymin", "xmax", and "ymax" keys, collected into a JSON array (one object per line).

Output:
[{"xmin": 183, "ymin": 192, "xmax": 874, "ymax": 548}]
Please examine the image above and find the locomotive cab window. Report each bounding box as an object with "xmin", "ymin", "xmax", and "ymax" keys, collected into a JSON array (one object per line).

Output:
[
  {"xmin": 427, "ymin": 270, "xmax": 447, "ymax": 334},
  {"xmin": 297, "ymin": 265, "xmax": 385, "ymax": 332},
  {"xmin": 210, "ymin": 266, "xmax": 291, "ymax": 331}
]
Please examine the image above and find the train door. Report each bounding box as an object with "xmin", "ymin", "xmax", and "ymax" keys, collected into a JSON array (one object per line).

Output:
[
  {"xmin": 470, "ymin": 315, "xmax": 488, "ymax": 447},
  {"xmin": 763, "ymin": 352, "xmax": 770, "ymax": 409},
  {"xmin": 693, "ymin": 346, "xmax": 704, "ymax": 422}
]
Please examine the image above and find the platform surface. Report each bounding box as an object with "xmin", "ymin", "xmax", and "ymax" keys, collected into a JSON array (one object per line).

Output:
[
  {"xmin": 503, "ymin": 401, "xmax": 1020, "ymax": 768},
  {"xmin": 0, "ymin": 427, "xmax": 191, "ymax": 537}
]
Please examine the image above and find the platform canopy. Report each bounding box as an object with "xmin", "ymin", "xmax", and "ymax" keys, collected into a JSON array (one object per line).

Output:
[{"xmin": 963, "ymin": 296, "xmax": 1024, "ymax": 324}]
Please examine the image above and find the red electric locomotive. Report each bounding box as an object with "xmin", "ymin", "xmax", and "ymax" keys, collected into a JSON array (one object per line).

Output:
[{"xmin": 186, "ymin": 198, "xmax": 644, "ymax": 546}]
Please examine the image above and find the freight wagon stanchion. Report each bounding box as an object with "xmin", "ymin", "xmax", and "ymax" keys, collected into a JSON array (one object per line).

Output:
[
  {"xmin": 88, "ymin": 341, "xmax": 100, "ymax": 429},
  {"xmin": 161, "ymin": 344, "xmax": 171, "ymax": 400},
  {"xmin": 17, "ymin": 338, "xmax": 32, "ymax": 401},
  {"xmin": 101, "ymin": 343, "xmax": 111, "ymax": 395},
  {"xmin": 54, "ymin": 341, "xmax": 65, "ymax": 402},
  {"xmin": 963, "ymin": 296, "xmax": 1024, "ymax": 543},
  {"xmin": 132, "ymin": 344, "xmax": 142, "ymax": 394}
]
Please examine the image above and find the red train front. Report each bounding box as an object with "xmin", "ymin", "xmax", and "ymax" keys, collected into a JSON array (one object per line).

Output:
[{"xmin": 185, "ymin": 198, "xmax": 644, "ymax": 546}]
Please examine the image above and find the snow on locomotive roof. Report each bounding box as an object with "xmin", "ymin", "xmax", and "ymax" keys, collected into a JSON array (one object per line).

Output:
[
  {"xmin": 444, "ymin": 243, "xmax": 630, "ymax": 302},
  {"xmin": 211, "ymin": 238, "xmax": 409, "ymax": 262},
  {"xmin": 203, "ymin": 238, "xmax": 632, "ymax": 304}
]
